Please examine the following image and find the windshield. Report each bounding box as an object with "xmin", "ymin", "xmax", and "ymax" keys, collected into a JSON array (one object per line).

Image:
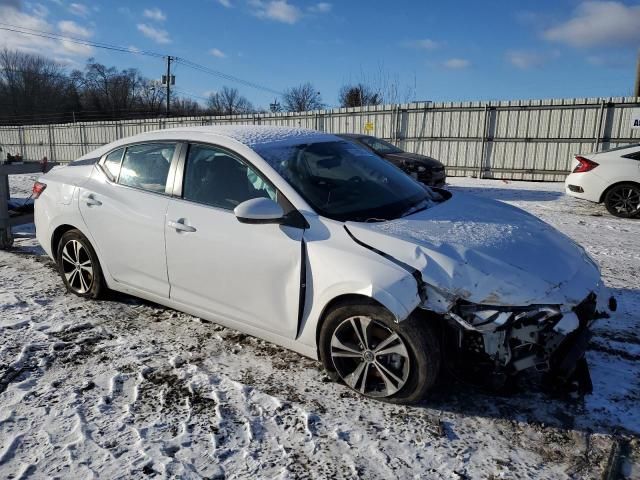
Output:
[
  {"xmin": 254, "ymin": 140, "xmax": 440, "ymax": 222},
  {"xmin": 359, "ymin": 136, "xmax": 403, "ymax": 154}
]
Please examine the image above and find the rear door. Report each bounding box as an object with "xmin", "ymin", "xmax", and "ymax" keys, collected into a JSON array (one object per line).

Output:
[
  {"xmin": 78, "ymin": 142, "xmax": 181, "ymax": 297},
  {"xmin": 165, "ymin": 143, "xmax": 303, "ymax": 338}
]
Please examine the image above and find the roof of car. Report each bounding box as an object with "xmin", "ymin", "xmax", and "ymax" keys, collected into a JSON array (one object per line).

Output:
[
  {"xmin": 151, "ymin": 125, "xmax": 332, "ymax": 148},
  {"xmin": 336, "ymin": 133, "xmax": 367, "ymax": 139}
]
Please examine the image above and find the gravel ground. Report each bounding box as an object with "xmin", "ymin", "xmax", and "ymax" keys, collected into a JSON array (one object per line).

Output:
[{"xmin": 0, "ymin": 173, "xmax": 638, "ymax": 479}]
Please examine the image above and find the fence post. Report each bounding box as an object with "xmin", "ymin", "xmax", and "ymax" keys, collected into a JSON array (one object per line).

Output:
[
  {"xmin": 594, "ymin": 99, "xmax": 605, "ymax": 152},
  {"xmin": 18, "ymin": 126, "xmax": 25, "ymax": 158},
  {"xmin": 477, "ymin": 105, "xmax": 489, "ymax": 178},
  {"xmin": 80, "ymin": 123, "xmax": 88, "ymax": 155},
  {"xmin": 48, "ymin": 124, "xmax": 55, "ymax": 162}
]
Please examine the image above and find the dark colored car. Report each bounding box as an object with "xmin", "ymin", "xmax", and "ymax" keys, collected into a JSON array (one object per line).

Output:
[{"xmin": 338, "ymin": 134, "xmax": 446, "ymax": 187}]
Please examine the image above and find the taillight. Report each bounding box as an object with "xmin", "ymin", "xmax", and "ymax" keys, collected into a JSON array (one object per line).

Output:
[
  {"xmin": 32, "ymin": 181, "xmax": 47, "ymax": 199},
  {"xmin": 573, "ymin": 156, "xmax": 598, "ymax": 173}
]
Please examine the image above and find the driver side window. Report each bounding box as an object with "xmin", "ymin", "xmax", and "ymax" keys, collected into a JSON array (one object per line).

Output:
[{"xmin": 182, "ymin": 144, "xmax": 277, "ymax": 210}]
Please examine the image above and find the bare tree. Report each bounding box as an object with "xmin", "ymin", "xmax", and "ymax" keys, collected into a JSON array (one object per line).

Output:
[
  {"xmin": 172, "ymin": 97, "xmax": 204, "ymax": 116},
  {"xmin": 75, "ymin": 59, "xmax": 144, "ymax": 118},
  {"xmin": 339, "ymin": 65, "xmax": 417, "ymax": 107},
  {"xmin": 137, "ymin": 80, "xmax": 166, "ymax": 114},
  {"xmin": 206, "ymin": 86, "xmax": 253, "ymax": 115},
  {"xmin": 0, "ymin": 49, "xmax": 80, "ymax": 124},
  {"xmin": 282, "ymin": 82, "xmax": 323, "ymax": 112},
  {"xmin": 338, "ymin": 83, "xmax": 382, "ymax": 108}
]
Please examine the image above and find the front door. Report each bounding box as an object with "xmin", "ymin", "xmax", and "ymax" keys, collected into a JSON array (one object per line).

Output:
[{"xmin": 165, "ymin": 143, "xmax": 303, "ymax": 338}]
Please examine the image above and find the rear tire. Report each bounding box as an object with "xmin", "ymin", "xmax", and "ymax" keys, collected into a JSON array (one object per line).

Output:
[
  {"xmin": 604, "ymin": 183, "xmax": 640, "ymax": 218},
  {"xmin": 319, "ymin": 303, "xmax": 440, "ymax": 404},
  {"xmin": 56, "ymin": 229, "xmax": 105, "ymax": 299}
]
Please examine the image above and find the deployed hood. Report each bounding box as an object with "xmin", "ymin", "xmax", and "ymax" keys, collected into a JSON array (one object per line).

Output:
[
  {"xmin": 383, "ymin": 152, "xmax": 444, "ymax": 168},
  {"xmin": 346, "ymin": 192, "xmax": 601, "ymax": 307}
]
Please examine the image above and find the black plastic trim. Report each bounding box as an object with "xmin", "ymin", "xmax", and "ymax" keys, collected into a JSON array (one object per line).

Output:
[{"xmin": 296, "ymin": 238, "xmax": 307, "ymax": 338}]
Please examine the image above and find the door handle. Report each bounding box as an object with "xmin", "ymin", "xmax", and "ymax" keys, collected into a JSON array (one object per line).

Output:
[
  {"xmin": 81, "ymin": 193, "xmax": 102, "ymax": 207},
  {"xmin": 167, "ymin": 219, "xmax": 197, "ymax": 233}
]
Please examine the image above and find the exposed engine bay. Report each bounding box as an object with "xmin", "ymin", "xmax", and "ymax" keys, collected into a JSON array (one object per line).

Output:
[{"xmin": 433, "ymin": 292, "xmax": 617, "ymax": 392}]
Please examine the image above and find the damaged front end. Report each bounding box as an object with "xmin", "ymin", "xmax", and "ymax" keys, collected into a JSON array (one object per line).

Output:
[{"xmin": 434, "ymin": 292, "xmax": 615, "ymax": 393}]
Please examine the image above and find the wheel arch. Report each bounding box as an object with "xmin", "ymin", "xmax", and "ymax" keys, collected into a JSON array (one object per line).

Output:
[
  {"xmin": 50, "ymin": 222, "xmax": 113, "ymax": 288},
  {"xmin": 51, "ymin": 224, "xmax": 78, "ymax": 257},
  {"xmin": 314, "ymin": 293, "xmax": 387, "ymax": 356},
  {"xmin": 599, "ymin": 180, "xmax": 640, "ymax": 203}
]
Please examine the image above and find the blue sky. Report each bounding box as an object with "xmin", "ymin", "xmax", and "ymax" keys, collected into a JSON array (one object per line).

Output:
[{"xmin": 0, "ymin": 0, "xmax": 639, "ymax": 109}]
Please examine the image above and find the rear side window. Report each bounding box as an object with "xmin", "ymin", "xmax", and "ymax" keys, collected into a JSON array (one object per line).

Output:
[
  {"xmin": 118, "ymin": 143, "xmax": 175, "ymax": 194},
  {"xmin": 622, "ymin": 150, "xmax": 640, "ymax": 160},
  {"xmin": 103, "ymin": 148, "xmax": 124, "ymax": 181},
  {"xmin": 182, "ymin": 144, "xmax": 276, "ymax": 210}
]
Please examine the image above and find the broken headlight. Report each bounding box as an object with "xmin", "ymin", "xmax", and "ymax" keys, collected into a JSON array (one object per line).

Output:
[{"xmin": 449, "ymin": 302, "xmax": 562, "ymax": 333}]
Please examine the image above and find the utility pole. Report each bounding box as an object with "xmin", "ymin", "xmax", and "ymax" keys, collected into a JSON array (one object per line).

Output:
[
  {"xmin": 634, "ymin": 50, "xmax": 640, "ymax": 97},
  {"xmin": 164, "ymin": 56, "xmax": 174, "ymax": 117}
]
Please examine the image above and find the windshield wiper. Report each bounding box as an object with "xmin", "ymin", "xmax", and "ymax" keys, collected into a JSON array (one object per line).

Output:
[{"xmin": 401, "ymin": 197, "xmax": 433, "ymax": 218}]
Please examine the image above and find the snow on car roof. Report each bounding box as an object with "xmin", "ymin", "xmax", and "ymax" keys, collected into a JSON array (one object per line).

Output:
[
  {"xmin": 76, "ymin": 125, "xmax": 338, "ymax": 162},
  {"xmin": 160, "ymin": 125, "xmax": 333, "ymax": 147}
]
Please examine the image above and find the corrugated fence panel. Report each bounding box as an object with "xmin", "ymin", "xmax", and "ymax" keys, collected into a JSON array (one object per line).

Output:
[{"xmin": 1, "ymin": 97, "xmax": 639, "ymax": 181}]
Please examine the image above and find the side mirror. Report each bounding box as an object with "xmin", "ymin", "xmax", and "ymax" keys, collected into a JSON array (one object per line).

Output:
[{"xmin": 234, "ymin": 197, "xmax": 285, "ymax": 224}]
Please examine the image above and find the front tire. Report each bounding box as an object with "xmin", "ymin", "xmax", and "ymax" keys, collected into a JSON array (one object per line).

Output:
[
  {"xmin": 319, "ymin": 303, "xmax": 440, "ymax": 403},
  {"xmin": 56, "ymin": 229, "xmax": 105, "ymax": 299},
  {"xmin": 604, "ymin": 183, "xmax": 640, "ymax": 218}
]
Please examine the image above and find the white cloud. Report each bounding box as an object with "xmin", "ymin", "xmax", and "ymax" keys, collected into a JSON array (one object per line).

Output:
[
  {"xmin": 250, "ymin": 0, "xmax": 302, "ymax": 24},
  {"xmin": 209, "ymin": 48, "xmax": 226, "ymax": 58},
  {"xmin": 31, "ymin": 3, "xmax": 49, "ymax": 17},
  {"xmin": 117, "ymin": 6, "xmax": 133, "ymax": 18},
  {"xmin": 443, "ymin": 58, "xmax": 470, "ymax": 69},
  {"xmin": 143, "ymin": 7, "xmax": 166, "ymax": 22},
  {"xmin": 0, "ymin": 5, "xmax": 93, "ymax": 57},
  {"xmin": 544, "ymin": 1, "xmax": 640, "ymax": 48},
  {"xmin": 58, "ymin": 20, "xmax": 92, "ymax": 38},
  {"xmin": 217, "ymin": 0, "xmax": 232, "ymax": 7},
  {"xmin": 586, "ymin": 53, "xmax": 629, "ymax": 68},
  {"xmin": 404, "ymin": 38, "xmax": 440, "ymax": 51},
  {"xmin": 308, "ymin": 2, "xmax": 331, "ymax": 14},
  {"xmin": 137, "ymin": 23, "xmax": 171, "ymax": 44},
  {"xmin": 506, "ymin": 50, "xmax": 552, "ymax": 69},
  {"xmin": 68, "ymin": 2, "xmax": 89, "ymax": 17}
]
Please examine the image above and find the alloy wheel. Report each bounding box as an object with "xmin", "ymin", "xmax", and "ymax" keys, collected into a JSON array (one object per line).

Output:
[
  {"xmin": 608, "ymin": 185, "xmax": 640, "ymax": 216},
  {"xmin": 60, "ymin": 239, "xmax": 94, "ymax": 294},
  {"xmin": 330, "ymin": 316, "xmax": 410, "ymax": 398}
]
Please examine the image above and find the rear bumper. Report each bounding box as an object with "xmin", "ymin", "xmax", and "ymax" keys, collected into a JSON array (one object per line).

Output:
[{"xmin": 564, "ymin": 172, "xmax": 607, "ymax": 203}]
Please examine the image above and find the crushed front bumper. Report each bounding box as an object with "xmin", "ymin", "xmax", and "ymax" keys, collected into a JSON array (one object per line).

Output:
[{"xmin": 443, "ymin": 290, "xmax": 615, "ymax": 392}]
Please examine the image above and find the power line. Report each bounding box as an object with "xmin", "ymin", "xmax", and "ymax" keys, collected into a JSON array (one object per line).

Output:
[
  {"xmin": 174, "ymin": 58, "xmax": 284, "ymax": 96},
  {"xmin": 0, "ymin": 22, "xmax": 165, "ymax": 59},
  {"xmin": 0, "ymin": 22, "xmax": 284, "ymax": 96},
  {"xmin": 173, "ymin": 88, "xmax": 210, "ymax": 102}
]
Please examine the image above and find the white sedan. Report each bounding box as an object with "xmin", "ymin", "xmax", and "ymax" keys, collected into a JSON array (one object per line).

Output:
[
  {"xmin": 565, "ymin": 143, "xmax": 640, "ymax": 218},
  {"xmin": 34, "ymin": 126, "xmax": 614, "ymax": 402}
]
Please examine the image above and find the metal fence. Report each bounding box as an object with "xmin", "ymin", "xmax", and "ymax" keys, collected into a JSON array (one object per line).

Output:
[{"xmin": 1, "ymin": 96, "xmax": 639, "ymax": 181}]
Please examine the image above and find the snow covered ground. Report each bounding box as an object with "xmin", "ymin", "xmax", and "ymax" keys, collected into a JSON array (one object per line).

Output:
[{"xmin": 1, "ymin": 174, "xmax": 639, "ymax": 479}]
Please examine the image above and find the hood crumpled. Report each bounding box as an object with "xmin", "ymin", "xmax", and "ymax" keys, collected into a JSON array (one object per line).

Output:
[{"xmin": 346, "ymin": 192, "xmax": 601, "ymax": 308}]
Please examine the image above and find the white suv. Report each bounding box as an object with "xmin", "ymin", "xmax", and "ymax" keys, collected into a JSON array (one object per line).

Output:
[{"xmin": 565, "ymin": 143, "xmax": 640, "ymax": 218}]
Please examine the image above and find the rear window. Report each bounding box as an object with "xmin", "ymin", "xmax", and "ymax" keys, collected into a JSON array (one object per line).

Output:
[{"xmin": 102, "ymin": 148, "xmax": 124, "ymax": 181}]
